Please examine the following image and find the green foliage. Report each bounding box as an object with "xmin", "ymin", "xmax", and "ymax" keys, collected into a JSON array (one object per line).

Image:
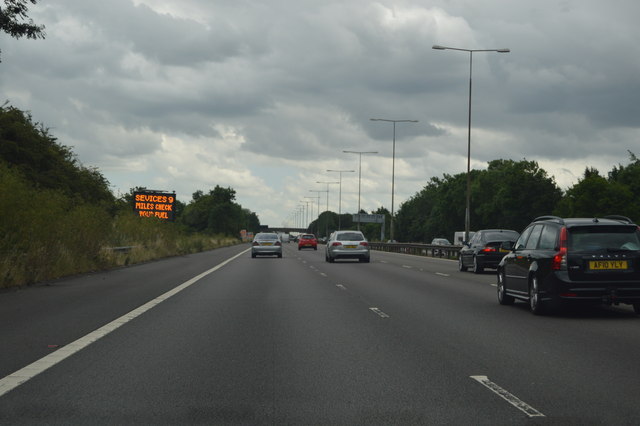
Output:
[
  {"xmin": 0, "ymin": 0, "xmax": 46, "ymax": 62},
  {"xmin": 178, "ymin": 185, "xmax": 259, "ymax": 236},
  {"xmin": 395, "ymin": 160, "xmax": 562, "ymax": 242},
  {"xmin": 554, "ymin": 164, "xmax": 639, "ymax": 220},
  {"xmin": 0, "ymin": 162, "xmax": 111, "ymax": 286},
  {"xmin": 0, "ymin": 103, "xmax": 114, "ymax": 206},
  {"xmin": 0, "ymin": 104, "xmax": 251, "ymax": 288}
]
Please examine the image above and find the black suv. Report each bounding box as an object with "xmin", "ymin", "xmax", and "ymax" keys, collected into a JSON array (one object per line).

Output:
[{"xmin": 497, "ymin": 215, "xmax": 640, "ymax": 315}]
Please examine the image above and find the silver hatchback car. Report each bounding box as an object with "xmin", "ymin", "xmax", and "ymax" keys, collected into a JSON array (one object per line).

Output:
[
  {"xmin": 251, "ymin": 232, "xmax": 283, "ymax": 258},
  {"xmin": 325, "ymin": 230, "xmax": 370, "ymax": 263}
]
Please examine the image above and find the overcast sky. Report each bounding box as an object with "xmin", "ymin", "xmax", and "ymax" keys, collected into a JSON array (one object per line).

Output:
[{"xmin": 2, "ymin": 0, "xmax": 639, "ymax": 228}]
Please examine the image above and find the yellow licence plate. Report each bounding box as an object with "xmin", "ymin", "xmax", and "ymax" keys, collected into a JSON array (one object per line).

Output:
[
  {"xmin": 345, "ymin": 245, "xmax": 357, "ymax": 249},
  {"xmin": 589, "ymin": 260, "xmax": 628, "ymax": 270},
  {"xmin": 262, "ymin": 243, "xmax": 273, "ymax": 246}
]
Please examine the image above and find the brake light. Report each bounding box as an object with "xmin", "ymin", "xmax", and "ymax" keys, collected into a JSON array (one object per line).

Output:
[
  {"xmin": 332, "ymin": 242, "xmax": 342, "ymax": 247},
  {"xmin": 275, "ymin": 241, "xmax": 281, "ymax": 246},
  {"xmin": 552, "ymin": 227, "xmax": 568, "ymax": 271},
  {"xmin": 481, "ymin": 246, "xmax": 497, "ymax": 253},
  {"xmin": 359, "ymin": 242, "xmax": 369, "ymax": 246},
  {"xmin": 252, "ymin": 241, "xmax": 259, "ymax": 246}
]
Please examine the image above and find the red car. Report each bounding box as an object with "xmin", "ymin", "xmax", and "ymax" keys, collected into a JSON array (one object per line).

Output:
[{"xmin": 298, "ymin": 234, "xmax": 318, "ymax": 250}]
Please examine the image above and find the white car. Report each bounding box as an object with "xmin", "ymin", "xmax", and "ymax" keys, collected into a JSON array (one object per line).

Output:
[
  {"xmin": 325, "ymin": 230, "xmax": 370, "ymax": 263},
  {"xmin": 251, "ymin": 233, "xmax": 283, "ymax": 258}
]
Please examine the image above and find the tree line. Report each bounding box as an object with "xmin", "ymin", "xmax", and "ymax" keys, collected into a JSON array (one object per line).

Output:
[
  {"xmin": 0, "ymin": 103, "xmax": 260, "ymax": 287},
  {"xmin": 305, "ymin": 156, "xmax": 640, "ymax": 243}
]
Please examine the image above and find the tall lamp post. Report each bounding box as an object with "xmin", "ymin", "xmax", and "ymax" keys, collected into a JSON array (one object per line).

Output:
[
  {"xmin": 308, "ymin": 190, "xmax": 324, "ymax": 236},
  {"xmin": 300, "ymin": 200, "xmax": 312, "ymax": 230},
  {"xmin": 343, "ymin": 150, "xmax": 378, "ymax": 230},
  {"xmin": 316, "ymin": 181, "xmax": 339, "ymax": 238},
  {"xmin": 370, "ymin": 118, "xmax": 418, "ymax": 242},
  {"xmin": 304, "ymin": 196, "xmax": 316, "ymax": 231},
  {"xmin": 432, "ymin": 44, "xmax": 510, "ymax": 242},
  {"xmin": 326, "ymin": 169, "xmax": 355, "ymax": 230}
]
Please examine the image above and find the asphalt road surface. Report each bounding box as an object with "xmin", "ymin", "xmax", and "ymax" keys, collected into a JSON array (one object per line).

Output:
[{"xmin": 1, "ymin": 243, "xmax": 639, "ymax": 425}]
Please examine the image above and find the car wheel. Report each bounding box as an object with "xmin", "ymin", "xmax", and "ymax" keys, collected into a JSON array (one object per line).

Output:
[
  {"xmin": 314, "ymin": 247, "xmax": 317, "ymax": 250},
  {"xmin": 251, "ymin": 253, "xmax": 256, "ymax": 258},
  {"xmin": 278, "ymin": 253, "xmax": 282, "ymax": 258},
  {"xmin": 529, "ymin": 275, "xmax": 545, "ymax": 315},
  {"xmin": 359, "ymin": 257, "xmax": 370, "ymax": 263},
  {"xmin": 472, "ymin": 256, "xmax": 484, "ymax": 274},
  {"xmin": 497, "ymin": 270, "xmax": 515, "ymax": 305},
  {"xmin": 633, "ymin": 303, "xmax": 640, "ymax": 315},
  {"xmin": 458, "ymin": 256, "xmax": 467, "ymax": 272}
]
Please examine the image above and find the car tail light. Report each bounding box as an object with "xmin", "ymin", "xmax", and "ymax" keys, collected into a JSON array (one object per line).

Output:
[
  {"xmin": 332, "ymin": 242, "xmax": 342, "ymax": 247},
  {"xmin": 481, "ymin": 246, "xmax": 497, "ymax": 253},
  {"xmin": 252, "ymin": 241, "xmax": 259, "ymax": 246},
  {"xmin": 552, "ymin": 227, "xmax": 568, "ymax": 271},
  {"xmin": 359, "ymin": 242, "xmax": 369, "ymax": 246},
  {"xmin": 275, "ymin": 241, "xmax": 281, "ymax": 246}
]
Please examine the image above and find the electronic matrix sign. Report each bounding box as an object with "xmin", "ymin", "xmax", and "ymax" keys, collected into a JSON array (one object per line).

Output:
[{"xmin": 133, "ymin": 191, "xmax": 176, "ymax": 221}]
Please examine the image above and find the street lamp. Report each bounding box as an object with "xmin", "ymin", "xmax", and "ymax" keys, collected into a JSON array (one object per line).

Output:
[
  {"xmin": 370, "ymin": 118, "xmax": 418, "ymax": 242},
  {"xmin": 316, "ymin": 181, "xmax": 339, "ymax": 238},
  {"xmin": 304, "ymin": 196, "xmax": 316, "ymax": 230},
  {"xmin": 300, "ymin": 200, "xmax": 312, "ymax": 230},
  {"xmin": 432, "ymin": 44, "xmax": 510, "ymax": 242},
  {"xmin": 343, "ymin": 150, "xmax": 378, "ymax": 230},
  {"xmin": 326, "ymin": 169, "xmax": 355, "ymax": 230},
  {"xmin": 308, "ymin": 190, "xmax": 323, "ymax": 235}
]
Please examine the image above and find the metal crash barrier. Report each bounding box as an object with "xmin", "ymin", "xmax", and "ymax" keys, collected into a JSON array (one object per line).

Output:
[{"xmin": 368, "ymin": 242, "xmax": 462, "ymax": 259}]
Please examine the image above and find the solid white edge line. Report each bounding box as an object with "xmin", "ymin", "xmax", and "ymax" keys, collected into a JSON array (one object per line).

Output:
[
  {"xmin": 470, "ymin": 375, "xmax": 545, "ymax": 417},
  {"xmin": 0, "ymin": 248, "xmax": 250, "ymax": 398}
]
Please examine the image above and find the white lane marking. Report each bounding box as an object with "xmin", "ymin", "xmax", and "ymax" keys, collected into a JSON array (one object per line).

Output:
[
  {"xmin": 336, "ymin": 284, "xmax": 347, "ymax": 290},
  {"xmin": 402, "ymin": 265, "xmax": 412, "ymax": 269},
  {"xmin": 369, "ymin": 307, "xmax": 390, "ymax": 318},
  {"xmin": 436, "ymin": 272, "xmax": 449, "ymax": 277},
  {"xmin": 470, "ymin": 376, "xmax": 545, "ymax": 418},
  {"xmin": 320, "ymin": 272, "xmax": 327, "ymax": 277},
  {"xmin": 379, "ymin": 260, "xmax": 388, "ymax": 264},
  {"xmin": 490, "ymin": 283, "xmax": 497, "ymax": 287},
  {"xmin": 0, "ymin": 248, "xmax": 250, "ymax": 398}
]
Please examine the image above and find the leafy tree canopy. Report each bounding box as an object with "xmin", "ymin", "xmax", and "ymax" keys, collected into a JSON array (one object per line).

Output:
[
  {"xmin": 0, "ymin": 103, "xmax": 114, "ymax": 206},
  {"xmin": 0, "ymin": 0, "xmax": 45, "ymax": 62}
]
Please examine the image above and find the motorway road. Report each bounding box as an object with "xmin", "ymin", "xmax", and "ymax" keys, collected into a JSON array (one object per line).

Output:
[{"xmin": 1, "ymin": 243, "xmax": 639, "ymax": 425}]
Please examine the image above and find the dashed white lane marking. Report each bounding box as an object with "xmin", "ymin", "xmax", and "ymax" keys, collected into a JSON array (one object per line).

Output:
[
  {"xmin": 402, "ymin": 265, "xmax": 412, "ymax": 269},
  {"xmin": 380, "ymin": 260, "xmax": 388, "ymax": 264},
  {"xmin": 470, "ymin": 376, "xmax": 545, "ymax": 418},
  {"xmin": 0, "ymin": 248, "xmax": 250, "ymax": 398},
  {"xmin": 369, "ymin": 307, "xmax": 390, "ymax": 318},
  {"xmin": 436, "ymin": 272, "xmax": 450, "ymax": 277},
  {"xmin": 336, "ymin": 284, "xmax": 347, "ymax": 290},
  {"xmin": 490, "ymin": 283, "xmax": 497, "ymax": 287},
  {"xmin": 319, "ymin": 272, "xmax": 327, "ymax": 277}
]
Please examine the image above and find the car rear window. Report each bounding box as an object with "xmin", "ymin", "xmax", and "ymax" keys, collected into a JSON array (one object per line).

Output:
[
  {"xmin": 569, "ymin": 226, "xmax": 640, "ymax": 252},
  {"xmin": 257, "ymin": 234, "xmax": 278, "ymax": 240},
  {"xmin": 302, "ymin": 235, "xmax": 314, "ymax": 239},
  {"xmin": 337, "ymin": 232, "xmax": 364, "ymax": 241},
  {"xmin": 484, "ymin": 231, "xmax": 519, "ymax": 242}
]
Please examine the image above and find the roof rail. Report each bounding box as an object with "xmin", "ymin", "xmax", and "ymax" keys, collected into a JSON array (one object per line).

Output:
[
  {"xmin": 532, "ymin": 215, "xmax": 564, "ymax": 224},
  {"xmin": 603, "ymin": 215, "xmax": 633, "ymax": 224}
]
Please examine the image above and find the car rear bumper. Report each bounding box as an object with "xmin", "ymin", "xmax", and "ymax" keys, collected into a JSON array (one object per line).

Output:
[
  {"xmin": 544, "ymin": 272, "xmax": 640, "ymax": 304},
  {"xmin": 252, "ymin": 247, "xmax": 282, "ymax": 256},
  {"xmin": 328, "ymin": 248, "xmax": 370, "ymax": 260}
]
